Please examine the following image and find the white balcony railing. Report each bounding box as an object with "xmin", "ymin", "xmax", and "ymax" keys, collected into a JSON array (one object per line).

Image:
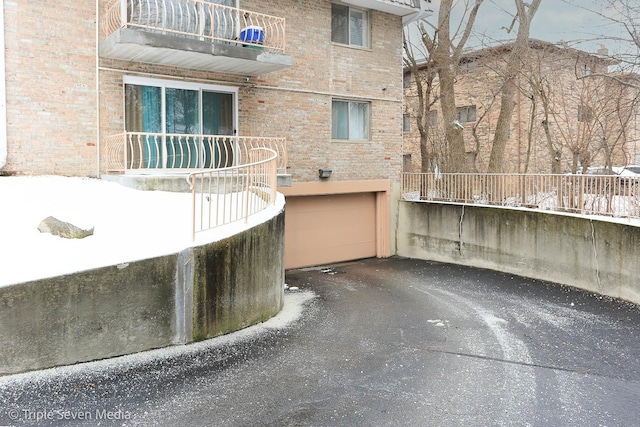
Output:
[
  {"xmin": 187, "ymin": 147, "xmax": 278, "ymax": 240},
  {"xmin": 402, "ymin": 173, "xmax": 640, "ymax": 221},
  {"xmin": 103, "ymin": 0, "xmax": 286, "ymax": 52},
  {"xmin": 103, "ymin": 132, "xmax": 287, "ymax": 174},
  {"xmin": 387, "ymin": 0, "xmax": 421, "ymax": 7}
]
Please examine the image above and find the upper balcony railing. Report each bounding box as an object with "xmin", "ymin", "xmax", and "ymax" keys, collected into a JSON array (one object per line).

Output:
[
  {"xmin": 342, "ymin": 0, "xmax": 429, "ymax": 24},
  {"xmin": 387, "ymin": 0, "xmax": 421, "ymax": 7},
  {"xmin": 103, "ymin": 132, "xmax": 287, "ymax": 174},
  {"xmin": 103, "ymin": 0, "xmax": 286, "ymax": 52}
]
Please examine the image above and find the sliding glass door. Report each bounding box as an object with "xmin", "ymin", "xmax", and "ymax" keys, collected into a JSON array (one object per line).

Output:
[
  {"xmin": 124, "ymin": 85, "xmax": 162, "ymax": 168},
  {"xmin": 166, "ymin": 88, "xmax": 199, "ymax": 168},
  {"xmin": 202, "ymin": 91, "xmax": 234, "ymax": 167},
  {"xmin": 124, "ymin": 77, "xmax": 237, "ymax": 170}
]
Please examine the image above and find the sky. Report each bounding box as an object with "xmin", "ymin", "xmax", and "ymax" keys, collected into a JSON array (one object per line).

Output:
[
  {"xmin": 408, "ymin": 0, "xmax": 633, "ymax": 57},
  {"xmin": 0, "ymin": 176, "xmax": 285, "ymax": 287}
]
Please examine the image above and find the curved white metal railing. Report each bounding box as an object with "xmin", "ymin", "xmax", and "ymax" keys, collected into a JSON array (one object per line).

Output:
[
  {"xmin": 103, "ymin": 0, "xmax": 286, "ymax": 52},
  {"xmin": 103, "ymin": 132, "xmax": 287, "ymax": 174},
  {"xmin": 187, "ymin": 148, "xmax": 278, "ymax": 240}
]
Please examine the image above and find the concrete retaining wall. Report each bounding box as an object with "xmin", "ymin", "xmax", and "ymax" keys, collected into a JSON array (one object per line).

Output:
[
  {"xmin": 397, "ymin": 202, "xmax": 640, "ymax": 305},
  {"xmin": 0, "ymin": 209, "xmax": 285, "ymax": 376}
]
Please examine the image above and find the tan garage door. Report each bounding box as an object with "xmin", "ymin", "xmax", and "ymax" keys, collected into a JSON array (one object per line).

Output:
[{"xmin": 285, "ymin": 193, "xmax": 377, "ymax": 269}]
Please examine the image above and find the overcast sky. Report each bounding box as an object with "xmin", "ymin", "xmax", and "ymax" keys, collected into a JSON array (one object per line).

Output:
[{"xmin": 409, "ymin": 0, "xmax": 631, "ymax": 56}]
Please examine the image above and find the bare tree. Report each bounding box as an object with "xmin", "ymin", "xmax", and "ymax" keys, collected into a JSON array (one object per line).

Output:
[
  {"xmin": 403, "ymin": 32, "xmax": 440, "ymax": 172},
  {"xmin": 487, "ymin": 0, "xmax": 542, "ymax": 172},
  {"xmin": 405, "ymin": 0, "xmax": 484, "ymax": 173},
  {"xmin": 565, "ymin": 0, "xmax": 640, "ymax": 87},
  {"xmin": 524, "ymin": 45, "xmax": 564, "ymax": 173},
  {"xmin": 598, "ymin": 0, "xmax": 640, "ymax": 73},
  {"xmin": 435, "ymin": 0, "xmax": 484, "ymax": 172},
  {"xmin": 591, "ymin": 75, "xmax": 640, "ymax": 167}
]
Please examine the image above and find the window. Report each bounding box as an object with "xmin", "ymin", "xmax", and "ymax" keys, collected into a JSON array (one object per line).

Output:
[
  {"xmin": 578, "ymin": 105, "xmax": 592, "ymax": 122},
  {"xmin": 403, "ymin": 73, "xmax": 412, "ymax": 88},
  {"xmin": 403, "ymin": 154, "xmax": 412, "ymax": 172},
  {"xmin": 332, "ymin": 100, "xmax": 370, "ymax": 140},
  {"xmin": 124, "ymin": 76, "xmax": 237, "ymax": 169},
  {"xmin": 460, "ymin": 60, "xmax": 476, "ymax": 74},
  {"xmin": 403, "ymin": 114, "xmax": 410, "ymax": 132},
  {"xmin": 331, "ymin": 4, "xmax": 370, "ymax": 48},
  {"xmin": 429, "ymin": 110, "xmax": 438, "ymax": 127},
  {"xmin": 457, "ymin": 105, "xmax": 476, "ymax": 123}
]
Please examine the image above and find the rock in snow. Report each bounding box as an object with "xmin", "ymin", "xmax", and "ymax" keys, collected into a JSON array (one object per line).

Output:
[{"xmin": 37, "ymin": 216, "xmax": 94, "ymax": 239}]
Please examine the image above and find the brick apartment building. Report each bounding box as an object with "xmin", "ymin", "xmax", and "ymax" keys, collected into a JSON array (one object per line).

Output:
[
  {"xmin": 403, "ymin": 39, "xmax": 640, "ymax": 174},
  {"xmin": 0, "ymin": 0, "xmax": 430, "ymax": 269}
]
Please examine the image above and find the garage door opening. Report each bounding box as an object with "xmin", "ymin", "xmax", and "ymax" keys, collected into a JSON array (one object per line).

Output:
[{"xmin": 285, "ymin": 192, "xmax": 377, "ymax": 269}]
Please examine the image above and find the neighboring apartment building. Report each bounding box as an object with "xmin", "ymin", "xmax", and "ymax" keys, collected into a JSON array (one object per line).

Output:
[
  {"xmin": 0, "ymin": 0, "xmax": 429, "ymax": 269},
  {"xmin": 403, "ymin": 39, "xmax": 640, "ymax": 174}
]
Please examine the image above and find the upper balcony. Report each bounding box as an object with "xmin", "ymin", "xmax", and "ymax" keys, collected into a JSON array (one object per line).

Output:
[
  {"xmin": 100, "ymin": 0, "xmax": 293, "ymax": 76},
  {"xmin": 341, "ymin": 0, "xmax": 430, "ymax": 24}
]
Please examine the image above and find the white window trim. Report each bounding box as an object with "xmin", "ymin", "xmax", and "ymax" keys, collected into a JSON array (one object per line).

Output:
[
  {"xmin": 332, "ymin": 98, "xmax": 372, "ymax": 142},
  {"xmin": 331, "ymin": 4, "xmax": 371, "ymax": 49}
]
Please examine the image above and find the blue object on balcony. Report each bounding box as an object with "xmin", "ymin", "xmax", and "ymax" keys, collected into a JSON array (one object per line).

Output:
[{"xmin": 239, "ymin": 26, "xmax": 264, "ymax": 44}]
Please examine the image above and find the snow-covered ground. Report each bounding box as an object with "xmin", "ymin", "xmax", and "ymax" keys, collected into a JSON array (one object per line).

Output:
[{"xmin": 0, "ymin": 176, "xmax": 285, "ymax": 287}]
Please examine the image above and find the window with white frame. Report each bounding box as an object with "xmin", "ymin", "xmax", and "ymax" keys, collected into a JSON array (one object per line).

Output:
[
  {"xmin": 457, "ymin": 105, "xmax": 477, "ymax": 123},
  {"xmin": 331, "ymin": 4, "xmax": 370, "ymax": 48},
  {"xmin": 332, "ymin": 100, "xmax": 370, "ymax": 140}
]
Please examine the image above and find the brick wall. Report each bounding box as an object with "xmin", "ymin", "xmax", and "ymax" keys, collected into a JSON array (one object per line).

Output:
[
  {"xmin": 403, "ymin": 42, "xmax": 636, "ymax": 174},
  {"xmin": 241, "ymin": 0, "xmax": 403, "ymax": 182},
  {"xmin": 4, "ymin": 0, "xmax": 406, "ymax": 183},
  {"xmin": 4, "ymin": 0, "xmax": 97, "ymax": 176}
]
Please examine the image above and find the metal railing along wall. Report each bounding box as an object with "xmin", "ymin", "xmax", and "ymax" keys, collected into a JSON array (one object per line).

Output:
[
  {"xmin": 103, "ymin": 0, "xmax": 286, "ymax": 52},
  {"xmin": 103, "ymin": 133, "xmax": 287, "ymax": 174},
  {"xmin": 387, "ymin": 0, "xmax": 421, "ymax": 7},
  {"xmin": 401, "ymin": 173, "xmax": 640, "ymax": 221},
  {"xmin": 187, "ymin": 148, "xmax": 278, "ymax": 240}
]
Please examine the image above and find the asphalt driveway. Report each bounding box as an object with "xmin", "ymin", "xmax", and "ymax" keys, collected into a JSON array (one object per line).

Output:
[{"xmin": 1, "ymin": 257, "xmax": 639, "ymax": 426}]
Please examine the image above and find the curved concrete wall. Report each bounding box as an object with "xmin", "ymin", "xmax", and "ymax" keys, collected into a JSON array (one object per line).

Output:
[
  {"xmin": 397, "ymin": 202, "xmax": 640, "ymax": 305},
  {"xmin": 0, "ymin": 208, "xmax": 285, "ymax": 376}
]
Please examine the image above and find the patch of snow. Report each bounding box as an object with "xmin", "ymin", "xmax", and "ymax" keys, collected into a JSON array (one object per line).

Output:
[
  {"xmin": 402, "ymin": 191, "xmax": 420, "ymax": 201},
  {"xmin": 0, "ymin": 176, "xmax": 285, "ymax": 287}
]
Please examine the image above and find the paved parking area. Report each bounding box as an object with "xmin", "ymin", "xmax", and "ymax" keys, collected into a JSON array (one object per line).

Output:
[{"xmin": 1, "ymin": 257, "xmax": 640, "ymax": 426}]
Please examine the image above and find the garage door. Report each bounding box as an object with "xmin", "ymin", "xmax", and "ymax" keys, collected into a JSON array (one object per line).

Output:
[{"xmin": 285, "ymin": 193, "xmax": 377, "ymax": 269}]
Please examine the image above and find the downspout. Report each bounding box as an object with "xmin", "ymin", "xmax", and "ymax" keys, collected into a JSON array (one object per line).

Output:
[
  {"xmin": 95, "ymin": 0, "xmax": 100, "ymax": 177},
  {"xmin": 0, "ymin": 0, "xmax": 7, "ymax": 171}
]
